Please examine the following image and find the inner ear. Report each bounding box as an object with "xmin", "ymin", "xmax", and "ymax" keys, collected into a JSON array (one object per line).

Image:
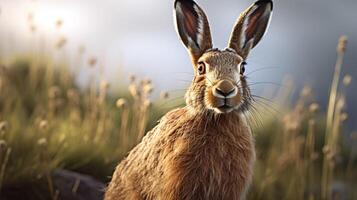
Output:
[
  {"xmin": 228, "ymin": 0, "xmax": 273, "ymax": 60},
  {"xmin": 180, "ymin": 3, "xmax": 201, "ymax": 48},
  {"xmin": 175, "ymin": 0, "xmax": 213, "ymax": 64},
  {"xmin": 242, "ymin": 4, "xmax": 271, "ymax": 49}
]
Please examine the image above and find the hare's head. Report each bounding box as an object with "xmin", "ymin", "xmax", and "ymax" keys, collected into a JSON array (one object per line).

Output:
[{"xmin": 174, "ymin": 0, "xmax": 273, "ymax": 114}]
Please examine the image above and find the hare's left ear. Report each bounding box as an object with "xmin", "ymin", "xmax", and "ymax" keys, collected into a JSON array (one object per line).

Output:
[
  {"xmin": 174, "ymin": 0, "xmax": 213, "ymax": 65},
  {"xmin": 228, "ymin": 0, "xmax": 273, "ymax": 60}
]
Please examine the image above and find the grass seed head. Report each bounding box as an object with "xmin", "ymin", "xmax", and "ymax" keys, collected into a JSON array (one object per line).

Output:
[
  {"xmin": 129, "ymin": 75, "xmax": 136, "ymax": 83},
  {"xmin": 49, "ymin": 86, "xmax": 61, "ymax": 99},
  {"xmin": 143, "ymin": 84, "xmax": 154, "ymax": 95},
  {"xmin": 129, "ymin": 84, "xmax": 139, "ymax": 98},
  {"xmin": 37, "ymin": 138, "xmax": 48, "ymax": 148},
  {"xmin": 337, "ymin": 36, "xmax": 348, "ymax": 53},
  {"xmin": 343, "ymin": 75, "xmax": 352, "ymax": 86},
  {"xmin": 88, "ymin": 57, "xmax": 97, "ymax": 67},
  {"xmin": 160, "ymin": 91, "xmax": 170, "ymax": 100},
  {"xmin": 300, "ymin": 86, "xmax": 312, "ymax": 98},
  {"xmin": 309, "ymin": 103, "xmax": 319, "ymax": 114},
  {"xmin": 322, "ymin": 145, "xmax": 331, "ymax": 155},
  {"xmin": 336, "ymin": 97, "xmax": 345, "ymax": 109},
  {"xmin": 340, "ymin": 113, "xmax": 348, "ymax": 122},
  {"xmin": 144, "ymin": 99, "xmax": 152, "ymax": 108},
  {"xmin": 100, "ymin": 80, "xmax": 110, "ymax": 90},
  {"xmin": 116, "ymin": 98, "xmax": 128, "ymax": 109},
  {"xmin": 326, "ymin": 151, "xmax": 336, "ymax": 161},
  {"xmin": 283, "ymin": 114, "xmax": 300, "ymax": 132},
  {"xmin": 0, "ymin": 121, "xmax": 9, "ymax": 133},
  {"xmin": 56, "ymin": 36, "xmax": 67, "ymax": 49},
  {"xmin": 55, "ymin": 19, "xmax": 63, "ymax": 29},
  {"xmin": 141, "ymin": 78, "xmax": 152, "ymax": 86},
  {"xmin": 39, "ymin": 120, "xmax": 48, "ymax": 130}
]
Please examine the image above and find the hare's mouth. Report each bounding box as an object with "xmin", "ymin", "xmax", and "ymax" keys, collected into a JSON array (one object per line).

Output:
[
  {"xmin": 214, "ymin": 104, "xmax": 235, "ymax": 114},
  {"xmin": 206, "ymin": 84, "xmax": 242, "ymax": 114}
]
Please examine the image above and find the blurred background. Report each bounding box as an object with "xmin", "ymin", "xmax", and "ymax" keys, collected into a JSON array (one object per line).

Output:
[
  {"xmin": 0, "ymin": 0, "xmax": 357, "ymax": 125},
  {"xmin": 0, "ymin": 0, "xmax": 356, "ymax": 200},
  {"xmin": 1, "ymin": 0, "xmax": 356, "ymax": 130}
]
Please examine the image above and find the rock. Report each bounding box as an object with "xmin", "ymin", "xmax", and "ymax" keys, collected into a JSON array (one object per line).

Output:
[
  {"xmin": 0, "ymin": 170, "xmax": 106, "ymax": 200},
  {"xmin": 53, "ymin": 170, "xmax": 105, "ymax": 200}
]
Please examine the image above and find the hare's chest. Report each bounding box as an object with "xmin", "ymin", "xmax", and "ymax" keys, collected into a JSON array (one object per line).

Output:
[
  {"xmin": 188, "ymin": 131, "xmax": 255, "ymax": 175},
  {"xmin": 164, "ymin": 130, "xmax": 255, "ymax": 199}
]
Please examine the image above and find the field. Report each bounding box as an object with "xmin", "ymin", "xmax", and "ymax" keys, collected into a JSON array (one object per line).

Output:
[
  {"xmin": 0, "ymin": 4, "xmax": 356, "ymax": 200},
  {"xmin": 0, "ymin": 37, "xmax": 355, "ymax": 200}
]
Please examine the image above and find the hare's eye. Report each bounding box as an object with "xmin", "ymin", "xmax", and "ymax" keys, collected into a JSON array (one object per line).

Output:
[
  {"xmin": 197, "ymin": 62, "xmax": 206, "ymax": 75},
  {"xmin": 240, "ymin": 61, "xmax": 247, "ymax": 75}
]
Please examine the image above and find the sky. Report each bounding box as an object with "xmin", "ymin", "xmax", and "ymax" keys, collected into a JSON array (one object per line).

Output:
[{"xmin": 0, "ymin": 0, "xmax": 356, "ymax": 130}]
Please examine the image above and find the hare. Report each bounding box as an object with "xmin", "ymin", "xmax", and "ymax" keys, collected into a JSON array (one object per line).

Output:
[{"xmin": 105, "ymin": 0, "xmax": 273, "ymax": 199}]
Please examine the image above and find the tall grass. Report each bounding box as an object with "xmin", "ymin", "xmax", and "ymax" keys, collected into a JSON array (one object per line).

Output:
[
  {"xmin": 0, "ymin": 42, "xmax": 355, "ymax": 200},
  {"xmin": 0, "ymin": 4, "xmax": 356, "ymax": 200},
  {"xmin": 321, "ymin": 36, "xmax": 348, "ymax": 200},
  {"xmin": 0, "ymin": 56, "xmax": 172, "ymax": 199}
]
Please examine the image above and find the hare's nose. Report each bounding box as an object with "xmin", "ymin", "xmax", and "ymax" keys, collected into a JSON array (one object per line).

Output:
[{"xmin": 213, "ymin": 80, "xmax": 237, "ymax": 98}]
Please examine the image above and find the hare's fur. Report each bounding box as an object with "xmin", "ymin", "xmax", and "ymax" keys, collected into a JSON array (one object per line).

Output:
[
  {"xmin": 105, "ymin": 108, "xmax": 254, "ymax": 200},
  {"xmin": 105, "ymin": 0, "xmax": 272, "ymax": 199}
]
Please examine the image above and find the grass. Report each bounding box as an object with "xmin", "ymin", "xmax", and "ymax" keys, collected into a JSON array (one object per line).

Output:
[
  {"xmin": 0, "ymin": 41, "xmax": 355, "ymax": 200},
  {"xmin": 0, "ymin": 6, "xmax": 356, "ymax": 200},
  {"xmin": 0, "ymin": 57, "xmax": 173, "ymax": 200}
]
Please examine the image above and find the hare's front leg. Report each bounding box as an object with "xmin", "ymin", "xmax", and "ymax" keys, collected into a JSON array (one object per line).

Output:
[{"xmin": 105, "ymin": 171, "xmax": 143, "ymax": 200}]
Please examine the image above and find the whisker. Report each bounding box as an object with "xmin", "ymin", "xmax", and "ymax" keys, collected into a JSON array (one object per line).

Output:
[
  {"xmin": 251, "ymin": 95, "xmax": 280, "ymax": 114},
  {"xmin": 246, "ymin": 105, "xmax": 264, "ymax": 128},
  {"xmin": 165, "ymin": 88, "xmax": 188, "ymax": 93},
  {"xmin": 157, "ymin": 96, "xmax": 185, "ymax": 107},
  {"xmin": 247, "ymin": 81, "xmax": 284, "ymax": 88},
  {"xmin": 205, "ymin": 76, "xmax": 214, "ymax": 85},
  {"xmin": 252, "ymin": 100, "xmax": 279, "ymax": 118},
  {"xmin": 245, "ymin": 66, "xmax": 280, "ymax": 77},
  {"xmin": 175, "ymin": 79, "xmax": 193, "ymax": 83},
  {"xmin": 251, "ymin": 95, "xmax": 275, "ymax": 104}
]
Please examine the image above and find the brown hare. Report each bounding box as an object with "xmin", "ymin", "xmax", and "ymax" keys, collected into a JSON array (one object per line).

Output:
[{"xmin": 105, "ymin": 0, "xmax": 273, "ymax": 199}]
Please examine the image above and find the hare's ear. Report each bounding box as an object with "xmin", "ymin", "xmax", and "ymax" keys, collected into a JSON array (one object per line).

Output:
[
  {"xmin": 228, "ymin": 0, "xmax": 273, "ymax": 60},
  {"xmin": 174, "ymin": 0, "xmax": 213, "ymax": 65}
]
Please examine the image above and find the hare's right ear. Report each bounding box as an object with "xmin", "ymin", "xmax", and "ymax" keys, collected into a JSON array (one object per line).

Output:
[
  {"xmin": 228, "ymin": 0, "xmax": 273, "ymax": 60},
  {"xmin": 174, "ymin": 0, "xmax": 213, "ymax": 65}
]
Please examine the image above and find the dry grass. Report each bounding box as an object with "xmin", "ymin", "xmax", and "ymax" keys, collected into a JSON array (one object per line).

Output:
[
  {"xmin": 0, "ymin": 5, "xmax": 356, "ymax": 200},
  {"xmin": 0, "ymin": 56, "xmax": 172, "ymax": 199}
]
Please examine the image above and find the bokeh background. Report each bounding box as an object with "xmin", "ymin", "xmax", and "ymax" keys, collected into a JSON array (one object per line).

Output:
[
  {"xmin": 1, "ymin": 0, "xmax": 356, "ymax": 130},
  {"xmin": 0, "ymin": 0, "xmax": 356, "ymax": 200}
]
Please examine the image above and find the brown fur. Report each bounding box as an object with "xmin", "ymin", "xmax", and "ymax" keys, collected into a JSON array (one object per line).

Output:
[
  {"xmin": 105, "ymin": 49, "xmax": 254, "ymax": 200},
  {"xmin": 105, "ymin": 108, "xmax": 254, "ymax": 200},
  {"xmin": 105, "ymin": 0, "xmax": 273, "ymax": 199}
]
